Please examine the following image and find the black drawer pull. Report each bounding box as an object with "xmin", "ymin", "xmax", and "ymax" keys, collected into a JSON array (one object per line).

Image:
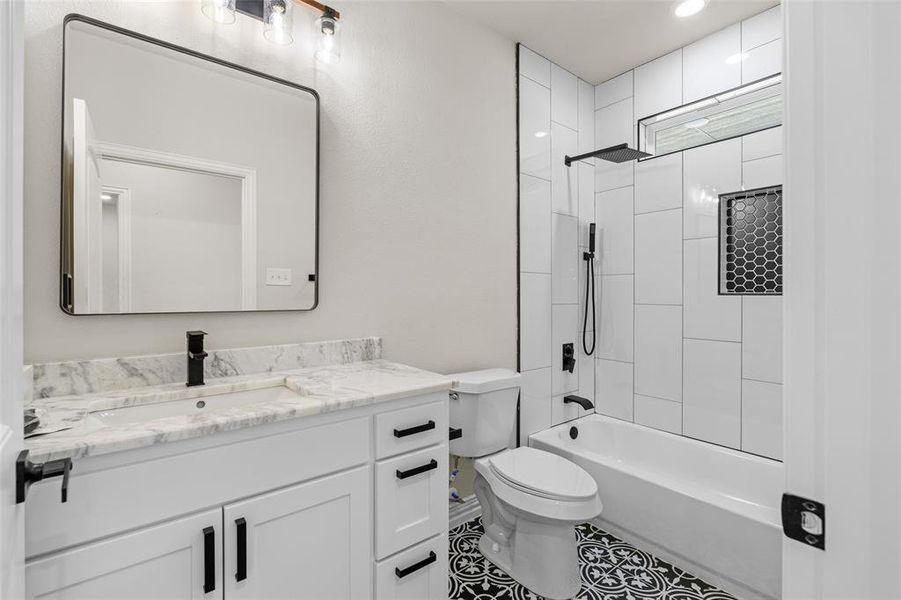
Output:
[
  {"xmin": 395, "ymin": 551, "xmax": 437, "ymax": 579},
  {"xmin": 396, "ymin": 459, "xmax": 438, "ymax": 480},
  {"xmin": 235, "ymin": 518, "xmax": 247, "ymax": 582},
  {"xmin": 203, "ymin": 526, "xmax": 215, "ymax": 593},
  {"xmin": 394, "ymin": 420, "xmax": 436, "ymax": 438}
]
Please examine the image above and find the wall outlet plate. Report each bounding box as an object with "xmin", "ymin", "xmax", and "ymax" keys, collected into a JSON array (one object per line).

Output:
[{"xmin": 265, "ymin": 268, "xmax": 292, "ymax": 286}]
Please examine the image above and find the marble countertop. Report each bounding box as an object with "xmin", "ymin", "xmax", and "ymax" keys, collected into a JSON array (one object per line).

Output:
[{"xmin": 26, "ymin": 360, "xmax": 453, "ymax": 463}]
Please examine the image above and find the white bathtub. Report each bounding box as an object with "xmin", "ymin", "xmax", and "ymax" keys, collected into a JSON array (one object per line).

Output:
[{"xmin": 531, "ymin": 415, "xmax": 783, "ymax": 600}]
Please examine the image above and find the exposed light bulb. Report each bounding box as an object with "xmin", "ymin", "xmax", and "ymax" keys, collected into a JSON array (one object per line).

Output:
[
  {"xmin": 314, "ymin": 14, "xmax": 341, "ymax": 64},
  {"xmin": 673, "ymin": 0, "xmax": 707, "ymax": 18},
  {"xmin": 200, "ymin": 0, "xmax": 236, "ymax": 24},
  {"xmin": 264, "ymin": 0, "xmax": 293, "ymax": 45}
]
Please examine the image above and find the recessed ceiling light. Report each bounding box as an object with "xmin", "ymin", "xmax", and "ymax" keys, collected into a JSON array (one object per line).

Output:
[
  {"xmin": 725, "ymin": 52, "xmax": 750, "ymax": 65},
  {"xmin": 673, "ymin": 0, "xmax": 708, "ymax": 18},
  {"xmin": 685, "ymin": 117, "xmax": 710, "ymax": 129},
  {"xmin": 534, "ymin": 131, "xmax": 548, "ymax": 138},
  {"xmin": 100, "ymin": 193, "xmax": 112, "ymax": 201}
]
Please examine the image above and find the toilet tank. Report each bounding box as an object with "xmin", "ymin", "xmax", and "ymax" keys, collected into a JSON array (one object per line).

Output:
[{"xmin": 447, "ymin": 368, "xmax": 521, "ymax": 458}]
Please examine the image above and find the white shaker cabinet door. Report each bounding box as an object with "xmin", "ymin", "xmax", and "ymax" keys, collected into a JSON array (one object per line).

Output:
[
  {"xmin": 25, "ymin": 508, "xmax": 222, "ymax": 600},
  {"xmin": 224, "ymin": 466, "xmax": 371, "ymax": 600}
]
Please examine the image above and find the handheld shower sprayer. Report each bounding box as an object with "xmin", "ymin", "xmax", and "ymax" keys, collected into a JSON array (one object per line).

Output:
[{"xmin": 583, "ymin": 224, "xmax": 596, "ymax": 356}]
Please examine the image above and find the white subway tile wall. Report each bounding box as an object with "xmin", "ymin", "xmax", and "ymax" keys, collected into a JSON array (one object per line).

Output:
[
  {"xmin": 683, "ymin": 238, "xmax": 741, "ymax": 342},
  {"xmin": 519, "ymin": 174, "xmax": 552, "ymax": 274},
  {"xmin": 519, "ymin": 367, "xmax": 552, "ymax": 446},
  {"xmin": 596, "ymin": 274, "xmax": 633, "ymax": 362},
  {"xmin": 587, "ymin": 9, "xmax": 783, "ymax": 460},
  {"xmin": 635, "ymin": 304, "xmax": 683, "ymax": 401},
  {"xmin": 635, "ymin": 209, "xmax": 683, "ymax": 304},
  {"xmin": 518, "ymin": 45, "xmax": 597, "ymax": 431},
  {"xmin": 595, "ymin": 186, "xmax": 634, "ymax": 275},
  {"xmin": 681, "ymin": 24, "xmax": 741, "ymax": 104},
  {"xmin": 595, "ymin": 359, "xmax": 634, "ymax": 421},
  {"xmin": 683, "ymin": 138, "xmax": 742, "ymax": 239},
  {"xmin": 552, "ymin": 213, "xmax": 579, "ymax": 304},
  {"xmin": 635, "ymin": 152, "xmax": 682, "ymax": 214},
  {"xmin": 742, "ymin": 39, "xmax": 782, "ymax": 84},
  {"xmin": 551, "ymin": 122, "xmax": 579, "ymax": 215},
  {"xmin": 634, "ymin": 49, "xmax": 682, "ymax": 120},
  {"xmin": 635, "ymin": 394, "xmax": 682, "ymax": 434},
  {"xmin": 518, "ymin": 7, "xmax": 783, "ymax": 456},
  {"xmin": 552, "ymin": 303, "xmax": 580, "ymax": 397},
  {"xmin": 683, "ymin": 339, "xmax": 742, "ymax": 448}
]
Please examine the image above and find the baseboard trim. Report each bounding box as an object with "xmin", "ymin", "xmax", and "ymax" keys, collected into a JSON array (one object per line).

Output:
[{"xmin": 449, "ymin": 494, "xmax": 481, "ymax": 529}]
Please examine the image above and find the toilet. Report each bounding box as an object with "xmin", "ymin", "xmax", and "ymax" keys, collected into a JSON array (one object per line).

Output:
[{"xmin": 448, "ymin": 369, "xmax": 603, "ymax": 600}]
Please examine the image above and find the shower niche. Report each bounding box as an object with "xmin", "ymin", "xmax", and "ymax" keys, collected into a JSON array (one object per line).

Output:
[{"xmin": 718, "ymin": 185, "xmax": 783, "ymax": 296}]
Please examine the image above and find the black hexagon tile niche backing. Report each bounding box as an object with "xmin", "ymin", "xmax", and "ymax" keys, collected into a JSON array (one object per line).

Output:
[{"xmin": 719, "ymin": 185, "xmax": 783, "ymax": 295}]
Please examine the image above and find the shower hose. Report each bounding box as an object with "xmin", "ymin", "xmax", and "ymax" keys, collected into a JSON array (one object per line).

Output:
[{"xmin": 583, "ymin": 251, "xmax": 596, "ymax": 356}]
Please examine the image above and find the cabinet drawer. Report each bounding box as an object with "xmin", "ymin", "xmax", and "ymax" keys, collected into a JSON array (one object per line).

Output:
[
  {"xmin": 375, "ymin": 445, "xmax": 448, "ymax": 559},
  {"xmin": 374, "ymin": 399, "xmax": 447, "ymax": 459},
  {"xmin": 26, "ymin": 416, "xmax": 370, "ymax": 558},
  {"xmin": 375, "ymin": 534, "xmax": 447, "ymax": 600}
]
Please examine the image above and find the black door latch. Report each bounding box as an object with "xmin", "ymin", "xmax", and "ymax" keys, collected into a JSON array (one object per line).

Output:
[
  {"xmin": 781, "ymin": 493, "xmax": 825, "ymax": 550},
  {"xmin": 16, "ymin": 449, "xmax": 72, "ymax": 504}
]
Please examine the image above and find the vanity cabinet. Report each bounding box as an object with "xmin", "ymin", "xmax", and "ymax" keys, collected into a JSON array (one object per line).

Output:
[
  {"xmin": 223, "ymin": 467, "xmax": 370, "ymax": 600},
  {"xmin": 24, "ymin": 391, "xmax": 449, "ymax": 600},
  {"xmin": 25, "ymin": 508, "xmax": 222, "ymax": 599}
]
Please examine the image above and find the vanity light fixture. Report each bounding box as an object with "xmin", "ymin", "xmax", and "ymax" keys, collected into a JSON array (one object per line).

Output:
[
  {"xmin": 201, "ymin": 0, "xmax": 342, "ymax": 63},
  {"xmin": 313, "ymin": 8, "xmax": 341, "ymax": 64},
  {"xmin": 263, "ymin": 0, "xmax": 294, "ymax": 45},
  {"xmin": 201, "ymin": 0, "xmax": 237, "ymax": 24}
]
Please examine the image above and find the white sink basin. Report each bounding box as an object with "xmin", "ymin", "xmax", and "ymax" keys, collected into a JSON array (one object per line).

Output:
[{"xmin": 89, "ymin": 386, "xmax": 301, "ymax": 426}]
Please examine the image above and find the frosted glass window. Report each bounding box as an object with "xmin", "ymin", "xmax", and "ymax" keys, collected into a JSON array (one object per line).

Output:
[{"xmin": 639, "ymin": 75, "xmax": 782, "ymax": 158}]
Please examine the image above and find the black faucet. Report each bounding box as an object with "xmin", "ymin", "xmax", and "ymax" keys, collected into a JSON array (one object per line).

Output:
[
  {"xmin": 564, "ymin": 395, "xmax": 594, "ymax": 411},
  {"xmin": 186, "ymin": 330, "xmax": 208, "ymax": 387}
]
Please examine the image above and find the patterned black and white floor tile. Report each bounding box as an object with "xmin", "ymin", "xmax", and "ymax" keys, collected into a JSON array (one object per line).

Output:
[{"xmin": 448, "ymin": 517, "xmax": 737, "ymax": 600}]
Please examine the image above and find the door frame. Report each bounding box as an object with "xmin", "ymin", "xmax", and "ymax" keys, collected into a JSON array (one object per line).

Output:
[
  {"xmin": 95, "ymin": 141, "xmax": 259, "ymax": 310},
  {"xmin": 0, "ymin": 0, "xmax": 25, "ymax": 597},
  {"xmin": 783, "ymin": 1, "xmax": 901, "ymax": 597},
  {"xmin": 99, "ymin": 185, "xmax": 133, "ymax": 313}
]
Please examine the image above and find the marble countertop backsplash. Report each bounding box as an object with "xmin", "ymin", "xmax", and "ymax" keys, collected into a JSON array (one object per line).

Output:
[
  {"xmin": 24, "ymin": 338, "xmax": 454, "ymax": 463},
  {"xmin": 31, "ymin": 337, "xmax": 382, "ymax": 401}
]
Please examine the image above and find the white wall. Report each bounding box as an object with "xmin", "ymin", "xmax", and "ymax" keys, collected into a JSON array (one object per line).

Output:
[
  {"xmin": 102, "ymin": 160, "xmax": 244, "ymax": 313},
  {"xmin": 23, "ymin": 0, "xmax": 517, "ymax": 374},
  {"xmin": 591, "ymin": 6, "xmax": 783, "ymax": 460},
  {"xmin": 517, "ymin": 45, "xmax": 596, "ymax": 445}
]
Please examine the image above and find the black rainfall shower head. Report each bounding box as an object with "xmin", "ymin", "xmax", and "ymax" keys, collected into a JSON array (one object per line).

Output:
[{"xmin": 564, "ymin": 143, "xmax": 652, "ymax": 166}]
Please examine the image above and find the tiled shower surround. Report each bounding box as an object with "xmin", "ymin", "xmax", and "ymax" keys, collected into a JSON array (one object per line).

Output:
[{"xmin": 518, "ymin": 5, "xmax": 783, "ymax": 460}]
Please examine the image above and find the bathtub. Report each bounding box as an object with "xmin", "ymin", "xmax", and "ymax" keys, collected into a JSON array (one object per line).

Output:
[{"xmin": 530, "ymin": 415, "xmax": 783, "ymax": 600}]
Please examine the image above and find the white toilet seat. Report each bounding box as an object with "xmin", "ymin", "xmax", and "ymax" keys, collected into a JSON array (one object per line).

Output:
[
  {"xmin": 475, "ymin": 448, "xmax": 603, "ymax": 522},
  {"xmin": 489, "ymin": 447, "xmax": 598, "ymax": 501}
]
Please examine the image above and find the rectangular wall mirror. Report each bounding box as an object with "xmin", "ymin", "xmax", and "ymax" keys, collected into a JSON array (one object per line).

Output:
[{"xmin": 61, "ymin": 15, "xmax": 319, "ymax": 315}]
